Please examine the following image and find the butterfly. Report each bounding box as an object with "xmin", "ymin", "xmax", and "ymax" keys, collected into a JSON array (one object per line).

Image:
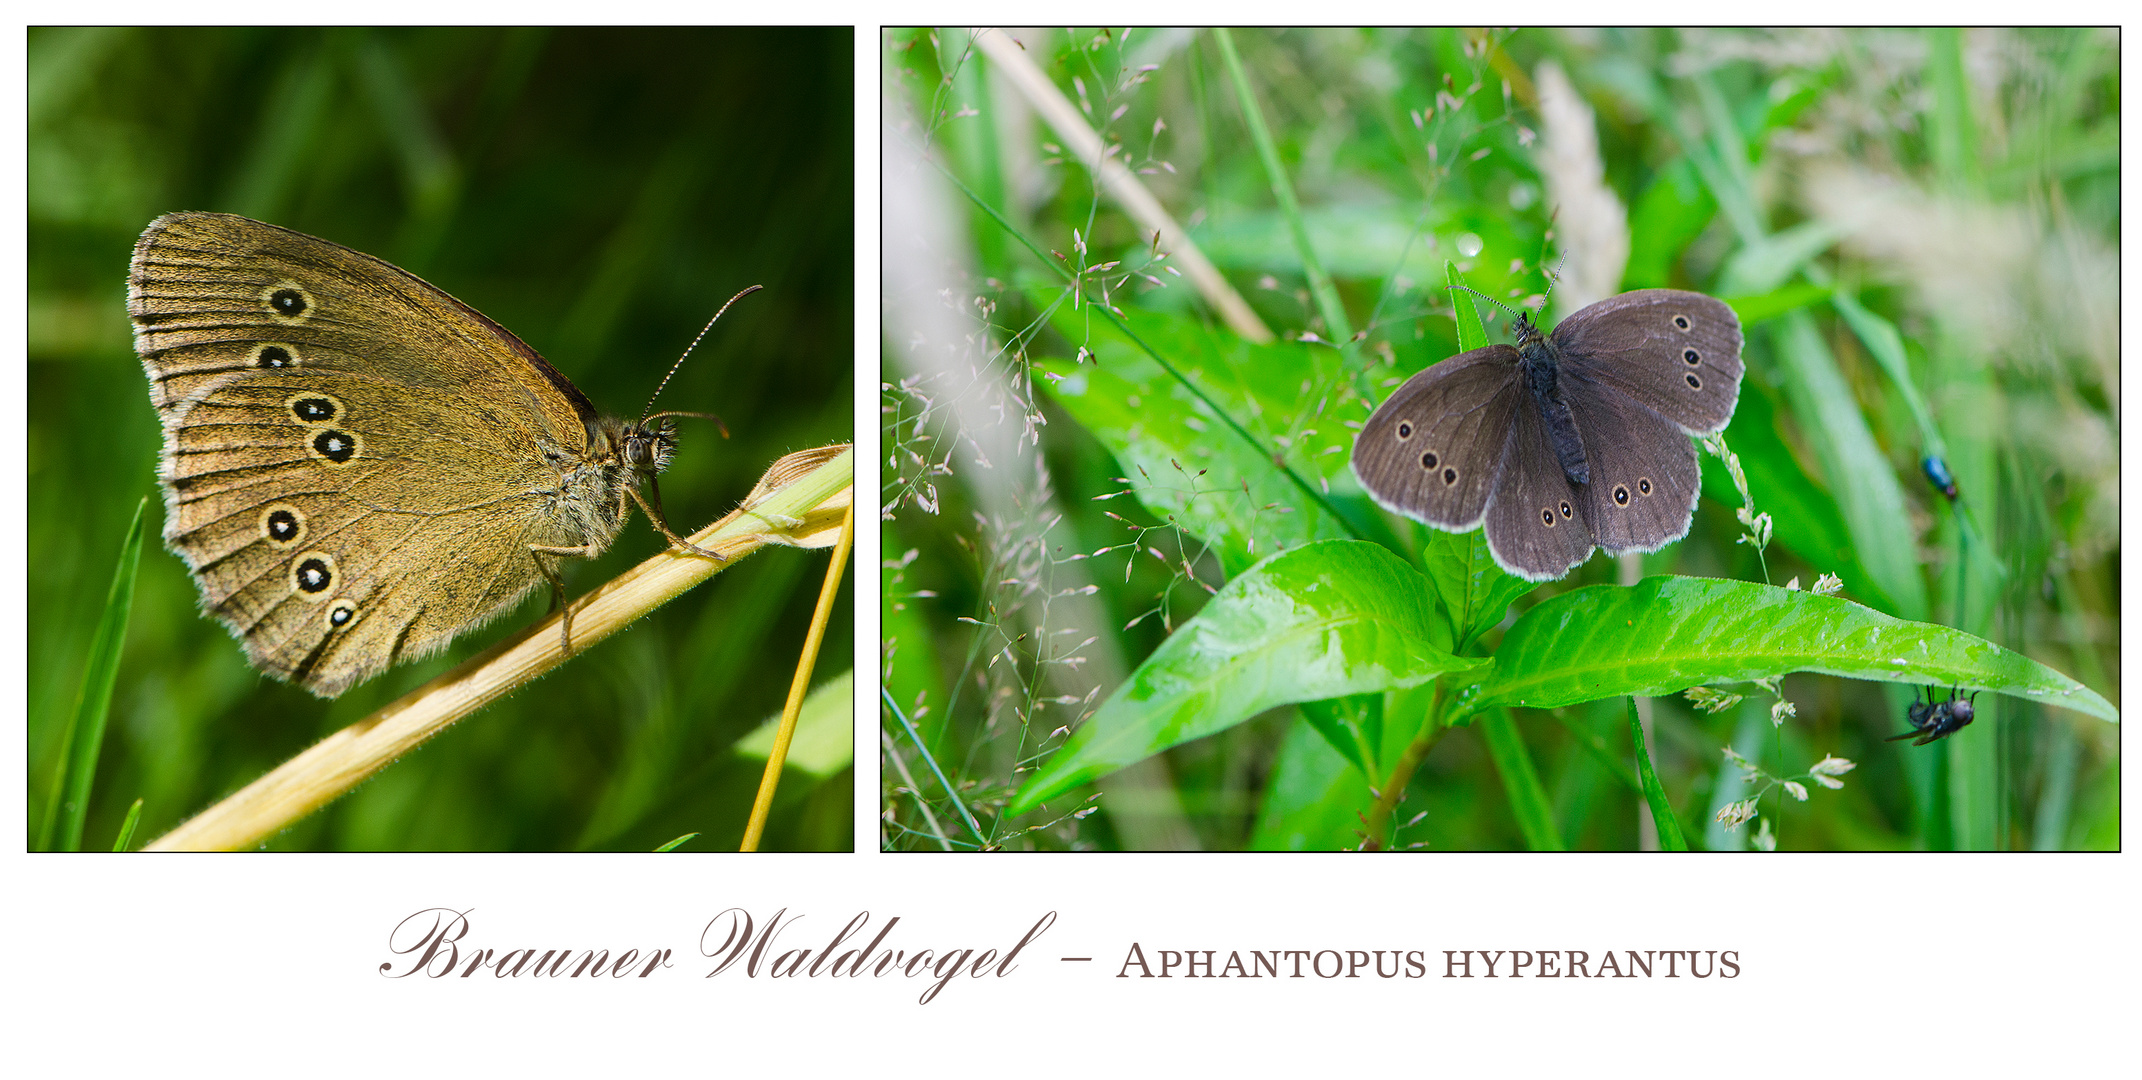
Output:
[
  {"xmin": 130, "ymin": 212, "xmax": 737, "ymax": 697},
  {"xmin": 1352, "ymin": 289, "xmax": 1744, "ymax": 580}
]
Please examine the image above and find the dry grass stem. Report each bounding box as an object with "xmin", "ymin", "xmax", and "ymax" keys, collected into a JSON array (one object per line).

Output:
[
  {"xmin": 968, "ymin": 27, "xmax": 1273, "ymax": 343},
  {"xmin": 740, "ymin": 502, "xmax": 854, "ymax": 851},
  {"xmin": 144, "ymin": 445, "xmax": 853, "ymax": 852}
]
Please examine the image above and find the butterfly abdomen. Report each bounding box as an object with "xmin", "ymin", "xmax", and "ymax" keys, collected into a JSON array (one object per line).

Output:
[{"xmin": 1518, "ymin": 339, "xmax": 1590, "ymax": 486}]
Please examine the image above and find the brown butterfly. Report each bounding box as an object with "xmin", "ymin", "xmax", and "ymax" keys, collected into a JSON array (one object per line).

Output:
[
  {"xmin": 131, "ymin": 212, "xmax": 735, "ymax": 696},
  {"xmin": 1351, "ymin": 289, "xmax": 1744, "ymax": 580}
]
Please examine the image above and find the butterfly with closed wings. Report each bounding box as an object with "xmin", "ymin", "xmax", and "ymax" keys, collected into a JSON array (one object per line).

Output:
[{"xmin": 131, "ymin": 212, "xmax": 745, "ymax": 698}]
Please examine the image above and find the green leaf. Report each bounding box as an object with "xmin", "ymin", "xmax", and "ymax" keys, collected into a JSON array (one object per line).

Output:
[
  {"xmin": 734, "ymin": 670, "xmax": 854, "ymax": 778},
  {"xmin": 1628, "ymin": 699, "xmax": 1689, "ymax": 851},
  {"xmin": 37, "ymin": 498, "xmax": 145, "ymax": 853},
  {"xmin": 1249, "ymin": 714, "xmax": 1377, "ymax": 850},
  {"xmin": 1419, "ymin": 529, "xmax": 1534, "ymax": 652},
  {"xmin": 1008, "ymin": 540, "xmax": 1483, "ymax": 816},
  {"xmin": 653, "ymin": 832, "xmax": 700, "ymax": 852},
  {"xmin": 1196, "ymin": 203, "xmax": 1457, "ymax": 282},
  {"xmin": 1760, "ymin": 64, "xmax": 1840, "ymax": 134},
  {"xmin": 1296, "ymin": 694, "xmax": 1381, "ymax": 778},
  {"xmin": 1463, "ymin": 576, "xmax": 2116, "ymax": 723},
  {"xmin": 1445, "ymin": 261, "xmax": 1489, "ymax": 351},
  {"xmin": 1478, "ymin": 709, "xmax": 1564, "ymax": 851},
  {"xmin": 1040, "ymin": 304, "xmax": 1360, "ymax": 575}
]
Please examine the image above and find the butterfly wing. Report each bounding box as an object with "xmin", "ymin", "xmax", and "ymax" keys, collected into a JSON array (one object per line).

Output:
[
  {"xmin": 131, "ymin": 213, "xmax": 612, "ymax": 696},
  {"xmin": 1351, "ymin": 345, "xmax": 1524, "ymax": 531},
  {"xmin": 1550, "ymin": 289, "xmax": 1743, "ymax": 434},
  {"xmin": 1560, "ymin": 369, "xmax": 1704, "ymax": 555},
  {"xmin": 1481, "ymin": 389, "xmax": 1599, "ymax": 581}
]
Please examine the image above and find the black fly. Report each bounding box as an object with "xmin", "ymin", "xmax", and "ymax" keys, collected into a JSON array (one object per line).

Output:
[{"xmin": 1886, "ymin": 686, "xmax": 1978, "ymax": 747}]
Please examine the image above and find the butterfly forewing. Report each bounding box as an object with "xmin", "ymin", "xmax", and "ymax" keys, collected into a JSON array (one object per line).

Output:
[
  {"xmin": 1549, "ymin": 289, "xmax": 1743, "ymax": 434},
  {"xmin": 1350, "ymin": 345, "xmax": 1524, "ymax": 530}
]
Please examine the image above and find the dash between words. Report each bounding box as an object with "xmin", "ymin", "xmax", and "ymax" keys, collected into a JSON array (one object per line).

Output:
[{"xmin": 379, "ymin": 907, "xmax": 1056, "ymax": 1004}]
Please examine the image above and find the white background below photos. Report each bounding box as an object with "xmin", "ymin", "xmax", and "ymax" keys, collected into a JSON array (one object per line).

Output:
[{"xmin": 10, "ymin": 11, "xmax": 2134, "ymax": 1075}]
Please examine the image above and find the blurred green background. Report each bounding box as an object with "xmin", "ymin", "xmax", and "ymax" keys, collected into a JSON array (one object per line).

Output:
[
  {"xmin": 29, "ymin": 27, "xmax": 854, "ymax": 851},
  {"xmin": 881, "ymin": 28, "xmax": 2117, "ymax": 850}
]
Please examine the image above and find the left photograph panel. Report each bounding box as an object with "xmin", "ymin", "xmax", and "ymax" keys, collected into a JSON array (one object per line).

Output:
[{"xmin": 27, "ymin": 26, "xmax": 855, "ymax": 851}]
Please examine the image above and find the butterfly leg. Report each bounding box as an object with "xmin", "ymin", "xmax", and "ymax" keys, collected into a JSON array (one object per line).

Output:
[
  {"xmin": 629, "ymin": 479, "xmax": 725, "ymax": 561},
  {"xmin": 528, "ymin": 544, "xmax": 595, "ymax": 654}
]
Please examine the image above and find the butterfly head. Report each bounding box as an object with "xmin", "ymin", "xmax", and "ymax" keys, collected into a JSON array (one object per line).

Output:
[
  {"xmin": 618, "ymin": 416, "xmax": 679, "ymax": 477},
  {"xmin": 1510, "ymin": 309, "xmax": 1547, "ymax": 349}
]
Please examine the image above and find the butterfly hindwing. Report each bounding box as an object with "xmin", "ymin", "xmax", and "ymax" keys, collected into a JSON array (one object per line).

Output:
[
  {"xmin": 1561, "ymin": 370, "xmax": 1705, "ymax": 554},
  {"xmin": 1482, "ymin": 393, "xmax": 1598, "ymax": 581}
]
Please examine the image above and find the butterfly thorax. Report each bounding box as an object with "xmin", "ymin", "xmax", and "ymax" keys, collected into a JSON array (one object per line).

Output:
[
  {"xmin": 527, "ymin": 417, "xmax": 663, "ymax": 555},
  {"xmin": 1511, "ymin": 312, "xmax": 1591, "ymax": 486}
]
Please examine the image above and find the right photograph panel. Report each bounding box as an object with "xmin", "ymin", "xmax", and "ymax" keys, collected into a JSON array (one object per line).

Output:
[{"xmin": 879, "ymin": 27, "xmax": 2119, "ymax": 851}]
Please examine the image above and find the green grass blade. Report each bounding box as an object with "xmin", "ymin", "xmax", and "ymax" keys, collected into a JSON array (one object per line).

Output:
[
  {"xmin": 653, "ymin": 832, "xmax": 700, "ymax": 852},
  {"xmin": 1479, "ymin": 708, "xmax": 1564, "ymax": 851},
  {"xmin": 883, "ymin": 685, "xmax": 983, "ymax": 844},
  {"xmin": 1769, "ymin": 311, "xmax": 1929, "ymax": 619},
  {"xmin": 1830, "ymin": 289, "xmax": 1943, "ymax": 457},
  {"xmin": 1212, "ymin": 28, "xmax": 1351, "ymax": 343},
  {"xmin": 111, "ymin": 798, "xmax": 145, "ymax": 853},
  {"xmin": 1923, "ymin": 28, "xmax": 1981, "ymax": 192},
  {"xmin": 1627, "ymin": 698, "xmax": 1689, "ymax": 851},
  {"xmin": 1717, "ymin": 220, "xmax": 1844, "ymax": 296},
  {"xmin": 38, "ymin": 498, "xmax": 145, "ymax": 852}
]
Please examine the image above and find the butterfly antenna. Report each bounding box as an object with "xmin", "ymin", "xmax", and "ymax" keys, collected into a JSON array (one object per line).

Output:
[
  {"xmin": 639, "ymin": 284, "xmax": 764, "ymax": 425},
  {"xmin": 1448, "ymin": 283, "xmax": 1521, "ymax": 325},
  {"xmin": 1539, "ymin": 252, "xmax": 1569, "ymax": 312}
]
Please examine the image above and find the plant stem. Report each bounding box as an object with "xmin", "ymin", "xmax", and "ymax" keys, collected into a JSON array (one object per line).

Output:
[
  {"xmin": 1212, "ymin": 27, "xmax": 1352, "ymax": 343},
  {"xmin": 741, "ymin": 502, "xmax": 853, "ymax": 852},
  {"xmin": 144, "ymin": 446, "xmax": 851, "ymax": 852},
  {"xmin": 1361, "ymin": 682, "xmax": 1448, "ymax": 849}
]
